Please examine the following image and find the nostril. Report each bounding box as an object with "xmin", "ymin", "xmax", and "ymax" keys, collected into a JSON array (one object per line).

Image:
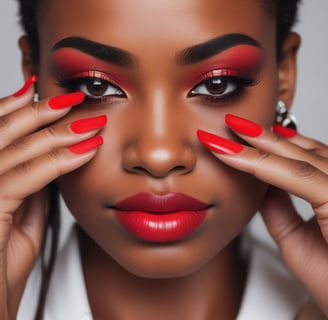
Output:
[
  {"xmin": 122, "ymin": 144, "xmax": 196, "ymax": 178},
  {"xmin": 129, "ymin": 164, "xmax": 189, "ymax": 178},
  {"xmin": 130, "ymin": 166, "xmax": 150, "ymax": 175},
  {"xmin": 170, "ymin": 165, "xmax": 188, "ymax": 174}
]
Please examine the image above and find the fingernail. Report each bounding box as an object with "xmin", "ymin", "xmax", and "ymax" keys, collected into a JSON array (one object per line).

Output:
[
  {"xmin": 225, "ymin": 114, "xmax": 263, "ymax": 137},
  {"xmin": 70, "ymin": 115, "xmax": 107, "ymax": 134},
  {"xmin": 197, "ymin": 130, "xmax": 243, "ymax": 155},
  {"xmin": 49, "ymin": 92, "xmax": 85, "ymax": 110},
  {"xmin": 69, "ymin": 136, "xmax": 103, "ymax": 154},
  {"xmin": 13, "ymin": 75, "xmax": 38, "ymax": 97},
  {"xmin": 272, "ymin": 124, "xmax": 297, "ymax": 138}
]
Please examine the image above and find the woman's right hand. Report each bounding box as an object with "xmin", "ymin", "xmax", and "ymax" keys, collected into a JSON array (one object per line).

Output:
[{"xmin": 0, "ymin": 76, "xmax": 106, "ymax": 319}]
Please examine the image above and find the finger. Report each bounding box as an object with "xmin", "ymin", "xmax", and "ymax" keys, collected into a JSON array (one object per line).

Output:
[
  {"xmin": 0, "ymin": 92, "xmax": 85, "ymax": 150},
  {"xmin": 196, "ymin": 129, "xmax": 328, "ymax": 209},
  {"xmin": 7, "ymin": 191, "xmax": 49, "ymax": 284},
  {"xmin": 5, "ymin": 190, "xmax": 49, "ymax": 317},
  {"xmin": 12, "ymin": 190, "xmax": 49, "ymax": 252},
  {"xmin": 0, "ymin": 75, "xmax": 37, "ymax": 117},
  {"xmin": 225, "ymin": 114, "xmax": 328, "ymax": 174},
  {"xmin": 260, "ymin": 187, "xmax": 328, "ymax": 314},
  {"xmin": 0, "ymin": 136, "xmax": 103, "ymax": 215},
  {"xmin": 260, "ymin": 187, "xmax": 304, "ymax": 250},
  {"xmin": 290, "ymin": 133, "xmax": 328, "ymax": 158},
  {"xmin": 0, "ymin": 115, "xmax": 107, "ymax": 175}
]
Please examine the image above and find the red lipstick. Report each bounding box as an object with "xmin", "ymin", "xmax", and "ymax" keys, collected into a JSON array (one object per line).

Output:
[{"xmin": 113, "ymin": 193, "xmax": 210, "ymax": 243}]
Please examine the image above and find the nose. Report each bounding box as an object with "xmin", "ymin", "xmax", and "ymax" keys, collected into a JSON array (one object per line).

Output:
[{"xmin": 121, "ymin": 94, "xmax": 196, "ymax": 178}]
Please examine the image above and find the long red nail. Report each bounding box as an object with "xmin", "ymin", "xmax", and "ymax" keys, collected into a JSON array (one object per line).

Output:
[
  {"xmin": 225, "ymin": 114, "xmax": 263, "ymax": 137},
  {"xmin": 69, "ymin": 136, "xmax": 103, "ymax": 154},
  {"xmin": 49, "ymin": 92, "xmax": 85, "ymax": 110},
  {"xmin": 13, "ymin": 75, "xmax": 38, "ymax": 97},
  {"xmin": 197, "ymin": 130, "xmax": 243, "ymax": 155},
  {"xmin": 70, "ymin": 115, "xmax": 107, "ymax": 134},
  {"xmin": 272, "ymin": 124, "xmax": 297, "ymax": 138}
]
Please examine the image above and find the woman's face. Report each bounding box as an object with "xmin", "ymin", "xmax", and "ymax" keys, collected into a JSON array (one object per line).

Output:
[{"xmin": 37, "ymin": 0, "xmax": 280, "ymax": 277}]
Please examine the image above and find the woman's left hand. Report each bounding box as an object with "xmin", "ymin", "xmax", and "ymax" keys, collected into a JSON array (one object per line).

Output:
[{"xmin": 197, "ymin": 113, "xmax": 328, "ymax": 316}]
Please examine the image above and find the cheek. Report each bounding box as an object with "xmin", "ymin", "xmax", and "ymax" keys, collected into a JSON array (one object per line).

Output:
[{"xmin": 206, "ymin": 158, "xmax": 268, "ymax": 230}]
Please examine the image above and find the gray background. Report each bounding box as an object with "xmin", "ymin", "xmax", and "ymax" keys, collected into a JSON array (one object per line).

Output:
[{"xmin": 0, "ymin": 0, "xmax": 327, "ymax": 238}]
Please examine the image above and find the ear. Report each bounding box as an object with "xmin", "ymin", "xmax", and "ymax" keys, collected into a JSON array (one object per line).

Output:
[
  {"xmin": 278, "ymin": 32, "xmax": 301, "ymax": 109},
  {"xmin": 18, "ymin": 35, "xmax": 38, "ymax": 81}
]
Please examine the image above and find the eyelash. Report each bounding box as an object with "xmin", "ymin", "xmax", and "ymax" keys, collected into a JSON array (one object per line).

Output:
[
  {"xmin": 188, "ymin": 70, "xmax": 257, "ymax": 104},
  {"xmin": 57, "ymin": 71, "xmax": 126, "ymax": 103},
  {"xmin": 56, "ymin": 69, "xmax": 256, "ymax": 105}
]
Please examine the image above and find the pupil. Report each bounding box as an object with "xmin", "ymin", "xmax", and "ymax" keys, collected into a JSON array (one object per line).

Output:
[
  {"xmin": 87, "ymin": 80, "xmax": 108, "ymax": 96},
  {"xmin": 205, "ymin": 78, "xmax": 227, "ymax": 95}
]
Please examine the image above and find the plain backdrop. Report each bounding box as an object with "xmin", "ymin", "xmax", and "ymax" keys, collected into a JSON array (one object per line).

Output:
[{"xmin": 0, "ymin": 0, "xmax": 327, "ymax": 241}]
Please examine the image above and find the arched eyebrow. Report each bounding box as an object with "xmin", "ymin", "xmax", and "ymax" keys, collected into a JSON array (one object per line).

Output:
[
  {"xmin": 51, "ymin": 33, "xmax": 261, "ymax": 68},
  {"xmin": 52, "ymin": 37, "xmax": 136, "ymax": 68},
  {"xmin": 176, "ymin": 33, "xmax": 261, "ymax": 65}
]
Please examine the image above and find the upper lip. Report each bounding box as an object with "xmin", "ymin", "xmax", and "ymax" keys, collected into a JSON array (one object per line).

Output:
[{"xmin": 112, "ymin": 192, "xmax": 210, "ymax": 213}]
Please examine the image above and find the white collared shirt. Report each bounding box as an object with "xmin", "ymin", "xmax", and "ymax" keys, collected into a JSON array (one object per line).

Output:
[{"xmin": 18, "ymin": 224, "xmax": 308, "ymax": 320}]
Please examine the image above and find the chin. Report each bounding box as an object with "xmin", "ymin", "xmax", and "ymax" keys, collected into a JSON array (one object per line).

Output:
[
  {"xmin": 116, "ymin": 251, "xmax": 213, "ymax": 279},
  {"xmin": 106, "ymin": 232, "xmax": 229, "ymax": 279}
]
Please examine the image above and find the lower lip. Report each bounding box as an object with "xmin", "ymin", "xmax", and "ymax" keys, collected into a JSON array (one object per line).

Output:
[{"xmin": 114, "ymin": 210, "xmax": 207, "ymax": 243}]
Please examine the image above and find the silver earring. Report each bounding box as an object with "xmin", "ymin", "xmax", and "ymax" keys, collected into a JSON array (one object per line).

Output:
[{"xmin": 274, "ymin": 100, "xmax": 297, "ymax": 130}]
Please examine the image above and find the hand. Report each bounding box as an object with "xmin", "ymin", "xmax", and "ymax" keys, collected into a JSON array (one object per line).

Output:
[
  {"xmin": 197, "ymin": 113, "xmax": 328, "ymax": 316},
  {"xmin": 0, "ymin": 76, "xmax": 106, "ymax": 319}
]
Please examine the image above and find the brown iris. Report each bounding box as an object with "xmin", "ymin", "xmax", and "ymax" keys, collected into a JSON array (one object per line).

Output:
[
  {"xmin": 86, "ymin": 79, "xmax": 109, "ymax": 97},
  {"xmin": 203, "ymin": 78, "xmax": 228, "ymax": 95}
]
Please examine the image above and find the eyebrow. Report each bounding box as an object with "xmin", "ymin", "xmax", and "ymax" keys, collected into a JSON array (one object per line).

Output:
[
  {"xmin": 52, "ymin": 33, "xmax": 260, "ymax": 68},
  {"xmin": 52, "ymin": 37, "xmax": 136, "ymax": 68},
  {"xmin": 176, "ymin": 33, "xmax": 261, "ymax": 65}
]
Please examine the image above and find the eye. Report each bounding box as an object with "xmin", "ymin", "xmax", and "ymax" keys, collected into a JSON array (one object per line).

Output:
[
  {"xmin": 190, "ymin": 77, "xmax": 236, "ymax": 97},
  {"xmin": 79, "ymin": 78, "xmax": 125, "ymax": 99},
  {"xmin": 189, "ymin": 76, "xmax": 252, "ymax": 99},
  {"xmin": 57, "ymin": 71, "xmax": 126, "ymax": 100}
]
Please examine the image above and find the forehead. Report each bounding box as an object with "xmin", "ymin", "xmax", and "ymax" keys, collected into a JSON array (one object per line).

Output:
[{"xmin": 38, "ymin": 0, "xmax": 275, "ymax": 56}]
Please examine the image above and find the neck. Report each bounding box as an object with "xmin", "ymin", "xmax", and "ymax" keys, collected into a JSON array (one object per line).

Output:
[{"xmin": 78, "ymin": 228, "xmax": 247, "ymax": 320}]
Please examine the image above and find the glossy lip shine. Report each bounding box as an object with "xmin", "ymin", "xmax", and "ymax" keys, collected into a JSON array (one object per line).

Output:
[{"xmin": 112, "ymin": 193, "xmax": 211, "ymax": 243}]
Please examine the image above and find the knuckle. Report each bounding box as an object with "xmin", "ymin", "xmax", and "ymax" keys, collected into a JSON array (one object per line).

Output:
[
  {"xmin": 43, "ymin": 126, "xmax": 58, "ymax": 148},
  {"xmin": 0, "ymin": 212, "xmax": 13, "ymax": 226},
  {"xmin": 307, "ymin": 147, "xmax": 321, "ymax": 156},
  {"xmin": 13, "ymin": 161, "xmax": 31, "ymax": 176},
  {"xmin": 30, "ymin": 100, "xmax": 39, "ymax": 113},
  {"xmin": 0, "ymin": 115, "xmax": 11, "ymax": 134},
  {"xmin": 252, "ymin": 150, "xmax": 272, "ymax": 176},
  {"xmin": 257, "ymin": 149, "xmax": 272, "ymax": 162},
  {"xmin": 47, "ymin": 149, "xmax": 61, "ymax": 163},
  {"xmin": 29, "ymin": 100, "xmax": 41, "ymax": 121},
  {"xmin": 46, "ymin": 150, "xmax": 64, "ymax": 176},
  {"xmin": 5, "ymin": 136, "xmax": 31, "ymax": 153},
  {"xmin": 271, "ymin": 132, "xmax": 284, "ymax": 146},
  {"xmin": 291, "ymin": 160, "xmax": 317, "ymax": 179},
  {"xmin": 306, "ymin": 148, "xmax": 326, "ymax": 161}
]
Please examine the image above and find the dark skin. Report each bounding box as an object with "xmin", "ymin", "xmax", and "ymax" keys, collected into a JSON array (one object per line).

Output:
[{"xmin": 0, "ymin": 0, "xmax": 327, "ymax": 319}]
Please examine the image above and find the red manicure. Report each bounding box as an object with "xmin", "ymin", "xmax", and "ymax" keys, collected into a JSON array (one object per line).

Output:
[
  {"xmin": 49, "ymin": 92, "xmax": 85, "ymax": 110},
  {"xmin": 13, "ymin": 75, "xmax": 38, "ymax": 97},
  {"xmin": 70, "ymin": 115, "xmax": 107, "ymax": 134},
  {"xmin": 272, "ymin": 124, "xmax": 297, "ymax": 138},
  {"xmin": 197, "ymin": 130, "xmax": 243, "ymax": 155},
  {"xmin": 69, "ymin": 136, "xmax": 103, "ymax": 154},
  {"xmin": 225, "ymin": 114, "xmax": 263, "ymax": 137}
]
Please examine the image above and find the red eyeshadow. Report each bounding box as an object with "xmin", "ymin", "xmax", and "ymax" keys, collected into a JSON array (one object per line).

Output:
[
  {"xmin": 51, "ymin": 48, "xmax": 130, "ymax": 89},
  {"xmin": 185, "ymin": 44, "xmax": 263, "ymax": 88}
]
